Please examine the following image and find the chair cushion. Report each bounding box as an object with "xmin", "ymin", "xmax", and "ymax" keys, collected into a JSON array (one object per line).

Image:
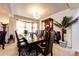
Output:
[{"xmin": 20, "ymin": 42, "xmax": 26, "ymax": 46}]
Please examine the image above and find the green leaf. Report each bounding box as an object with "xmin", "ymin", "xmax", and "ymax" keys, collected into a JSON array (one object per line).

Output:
[
  {"xmin": 54, "ymin": 20, "xmax": 62, "ymax": 26},
  {"xmin": 53, "ymin": 23, "xmax": 61, "ymax": 28},
  {"xmin": 61, "ymin": 16, "xmax": 72, "ymax": 28},
  {"xmin": 66, "ymin": 17, "xmax": 79, "ymax": 27}
]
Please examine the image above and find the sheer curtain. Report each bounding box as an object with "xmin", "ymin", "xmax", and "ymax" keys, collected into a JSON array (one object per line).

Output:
[{"xmin": 16, "ymin": 20, "xmax": 25, "ymax": 34}]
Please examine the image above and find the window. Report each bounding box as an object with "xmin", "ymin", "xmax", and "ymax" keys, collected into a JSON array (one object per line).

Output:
[
  {"xmin": 33, "ymin": 22, "xmax": 38, "ymax": 33},
  {"xmin": 16, "ymin": 20, "xmax": 25, "ymax": 34},
  {"xmin": 26, "ymin": 22, "xmax": 32, "ymax": 32},
  {"xmin": 16, "ymin": 19, "xmax": 38, "ymax": 34}
]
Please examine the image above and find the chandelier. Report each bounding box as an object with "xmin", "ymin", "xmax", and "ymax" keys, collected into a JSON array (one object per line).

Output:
[
  {"xmin": 31, "ymin": 7, "xmax": 41, "ymax": 19},
  {"xmin": 33, "ymin": 11, "xmax": 41, "ymax": 19}
]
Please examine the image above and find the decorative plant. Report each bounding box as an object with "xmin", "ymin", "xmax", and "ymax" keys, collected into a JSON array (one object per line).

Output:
[{"xmin": 53, "ymin": 16, "xmax": 79, "ymax": 41}]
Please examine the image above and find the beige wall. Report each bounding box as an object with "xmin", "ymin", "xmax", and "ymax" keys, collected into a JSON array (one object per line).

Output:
[
  {"xmin": 5, "ymin": 16, "xmax": 16, "ymax": 43},
  {"xmin": 9, "ymin": 16, "xmax": 16, "ymax": 36}
]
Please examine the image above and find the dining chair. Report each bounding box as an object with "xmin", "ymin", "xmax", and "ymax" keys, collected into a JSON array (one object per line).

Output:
[
  {"xmin": 0, "ymin": 31, "xmax": 7, "ymax": 49},
  {"xmin": 15, "ymin": 31, "xmax": 38, "ymax": 56},
  {"xmin": 15, "ymin": 31, "xmax": 28, "ymax": 55}
]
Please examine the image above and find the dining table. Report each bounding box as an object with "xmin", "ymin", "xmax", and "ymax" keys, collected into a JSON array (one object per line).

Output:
[
  {"xmin": 17, "ymin": 32, "xmax": 48, "ymax": 56},
  {"xmin": 18, "ymin": 33, "xmax": 46, "ymax": 46}
]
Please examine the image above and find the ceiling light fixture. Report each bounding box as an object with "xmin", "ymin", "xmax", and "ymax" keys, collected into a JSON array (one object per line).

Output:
[
  {"xmin": 33, "ymin": 11, "xmax": 41, "ymax": 19},
  {"xmin": 32, "ymin": 7, "xmax": 41, "ymax": 19}
]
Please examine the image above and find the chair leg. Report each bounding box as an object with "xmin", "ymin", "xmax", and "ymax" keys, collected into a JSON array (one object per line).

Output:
[
  {"xmin": 18, "ymin": 49, "xmax": 20, "ymax": 56},
  {"xmin": 51, "ymin": 51, "xmax": 52, "ymax": 56},
  {"xmin": 51, "ymin": 50, "xmax": 53, "ymax": 56},
  {"xmin": 36, "ymin": 49, "xmax": 38, "ymax": 56}
]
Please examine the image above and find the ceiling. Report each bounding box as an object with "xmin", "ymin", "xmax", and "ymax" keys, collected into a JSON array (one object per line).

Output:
[
  {"xmin": 10, "ymin": 3, "xmax": 69, "ymax": 20},
  {"xmin": 0, "ymin": 4, "xmax": 9, "ymax": 16},
  {"xmin": 1, "ymin": 3, "xmax": 79, "ymax": 20}
]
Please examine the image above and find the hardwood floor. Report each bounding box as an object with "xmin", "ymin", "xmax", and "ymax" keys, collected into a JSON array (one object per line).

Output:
[
  {"xmin": 0, "ymin": 42, "xmax": 76, "ymax": 56},
  {"xmin": 75, "ymin": 51, "xmax": 79, "ymax": 56},
  {"xmin": 53, "ymin": 43, "xmax": 75, "ymax": 56},
  {"xmin": 0, "ymin": 42, "xmax": 18, "ymax": 56}
]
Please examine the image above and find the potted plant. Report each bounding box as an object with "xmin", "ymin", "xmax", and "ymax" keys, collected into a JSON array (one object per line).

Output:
[{"xmin": 53, "ymin": 16, "xmax": 79, "ymax": 41}]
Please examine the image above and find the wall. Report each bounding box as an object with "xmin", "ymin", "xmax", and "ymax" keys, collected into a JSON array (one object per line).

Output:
[
  {"xmin": 72, "ymin": 10, "xmax": 79, "ymax": 51},
  {"xmin": 9, "ymin": 17, "xmax": 16, "ymax": 37},
  {"xmin": 5, "ymin": 17, "xmax": 16, "ymax": 43},
  {"xmin": 72, "ymin": 21, "xmax": 79, "ymax": 51}
]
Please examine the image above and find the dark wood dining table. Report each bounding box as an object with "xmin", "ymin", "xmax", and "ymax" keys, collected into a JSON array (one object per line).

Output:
[{"xmin": 19, "ymin": 33, "xmax": 46, "ymax": 46}]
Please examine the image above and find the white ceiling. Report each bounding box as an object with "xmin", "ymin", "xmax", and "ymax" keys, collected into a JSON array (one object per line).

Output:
[
  {"xmin": 10, "ymin": 3, "xmax": 69, "ymax": 20},
  {"xmin": 1, "ymin": 3, "xmax": 79, "ymax": 20}
]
